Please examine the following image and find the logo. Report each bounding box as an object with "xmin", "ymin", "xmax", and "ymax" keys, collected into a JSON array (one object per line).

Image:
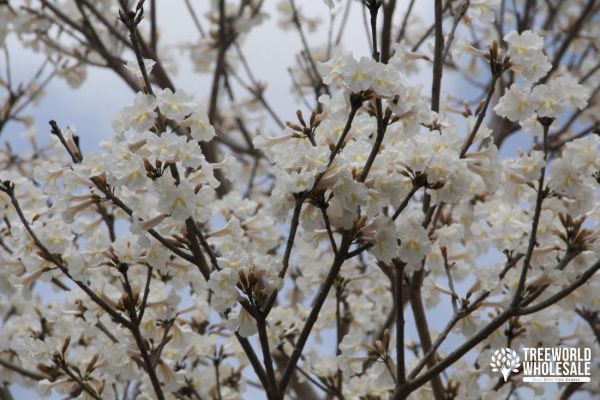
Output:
[
  {"xmin": 490, "ymin": 348, "xmax": 521, "ymax": 381},
  {"xmin": 521, "ymin": 347, "xmax": 592, "ymax": 383},
  {"xmin": 489, "ymin": 347, "xmax": 592, "ymax": 383}
]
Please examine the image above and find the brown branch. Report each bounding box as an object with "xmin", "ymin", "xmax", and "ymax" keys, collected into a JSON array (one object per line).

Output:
[
  {"xmin": 0, "ymin": 182, "xmax": 131, "ymax": 329},
  {"xmin": 540, "ymin": 0, "xmax": 597, "ymax": 84},
  {"xmin": 91, "ymin": 180, "xmax": 196, "ymax": 264},
  {"xmin": 184, "ymin": 0, "xmax": 206, "ymax": 37},
  {"xmin": 408, "ymin": 269, "xmax": 446, "ymax": 400},
  {"xmin": 394, "ymin": 256, "xmax": 600, "ymax": 399},
  {"xmin": 441, "ymin": 3, "xmax": 468, "ymax": 65},
  {"xmin": 346, "ymin": 184, "xmax": 422, "ymax": 259},
  {"xmin": 380, "ymin": 0, "xmax": 397, "ymax": 63},
  {"xmin": 256, "ymin": 315, "xmax": 279, "ymax": 399},
  {"xmin": 512, "ymin": 121, "xmax": 550, "ymax": 307},
  {"xmin": 77, "ymin": 0, "xmax": 130, "ymax": 46},
  {"xmin": 359, "ymin": 2, "xmax": 391, "ymax": 182},
  {"xmin": 150, "ymin": 0, "xmax": 157, "ymax": 53},
  {"xmin": 289, "ymin": 0, "xmax": 328, "ymax": 96},
  {"xmin": 208, "ymin": 0, "xmax": 229, "ymax": 125},
  {"xmin": 273, "ymin": 350, "xmax": 321, "ymax": 400},
  {"xmin": 121, "ymin": 269, "xmax": 166, "ymax": 400},
  {"xmin": 0, "ymin": 357, "xmax": 49, "ymax": 381},
  {"xmin": 320, "ymin": 204, "xmax": 338, "ymax": 256},
  {"xmin": 459, "ymin": 75, "xmax": 499, "ymax": 158},
  {"xmin": 118, "ymin": 6, "xmax": 155, "ymax": 96},
  {"xmin": 335, "ymin": 283, "xmax": 344, "ymax": 394},
  {"xmin": 396, "ymin": 0, "xmax": 416, "ymax": 44},
  {"xmin": 327, "ymin": 97, "xmax": 361, "ymax": 165},
  {"xmin": 0, "ymin": 385, "xmax": 13, "ymax": 400},
  {"xmin": 391, "ymin": 183, "xmax": 422, "ymax": 221},
  {"xmin": 185, "ymin": 219, "xmax": 211, "ymax": 280},
  {"xmin": 407, "ymin": 291, "xmax": 489, "ymax": 380},
  {"xmin": 151, "ymin": 318, "xmax": 175, "ymax": 367},
  {"xmin": 431, "ymin": 0, "xmax": 444, "ymax": 113},
  {"xmin": 137, "ymin": 266, "xmax": 153, "ymax": 322},
  {"xmin": 214, "ymin": 360, "xmax": 223, "ymax": 400},
  {"xmin": 394, "ymin": 261, "xmax": 406, "ymax": 386},
  {"xmin": 230, "ymin": 45, "xmax": 285, "ymax": 129},
  {"xmin": 334, "ymin": 0, "xmax": 353, "ymax": 45},
  {"xmin": 519, "ymin": 249, "xmax": 579, "ymax": 307},
  {"xmin": 575, "ymin": 308, "xmax": 600, "ymax": 344},
  {"xmin": 188, "ymin": 220, "xmax": 220, "ymax": 272},
  {"xmin": 263, "ymin": 197, "xmax": 304, "ymax": 315},
  {"xmin": 236, "ymin": 334, "xmax": 270, "ymax": 392},
  {"xmin": 559, "ymin": 382, "xmax": 585, "ymax": 400},
  {"xmin": 519, "ymin": 260, "xmax": 600, "ymax": 315},
  {"xmin": 53, "ymin": 359, "xmax": 102, "ymax": 400},
  {"xmin": 278, "ymin": 232, "xmax": 353, "ymax": 395}
]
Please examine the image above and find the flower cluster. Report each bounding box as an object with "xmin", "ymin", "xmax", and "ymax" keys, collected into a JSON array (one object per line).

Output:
[{"xmin": 0, "ymin": 1, "xmax": 599, "ymax": 400}]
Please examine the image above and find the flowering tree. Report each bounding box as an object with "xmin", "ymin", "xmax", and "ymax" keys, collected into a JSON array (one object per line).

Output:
[{"xmin": 1, "ymin": 0, "xmax": 600, "ymax": 399}]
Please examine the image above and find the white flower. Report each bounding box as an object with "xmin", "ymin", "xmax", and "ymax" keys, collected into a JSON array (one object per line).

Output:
[
  {"xmin": 530, "ymin": 83, "xmax": 565, "ymax": 118},
  {"xmin": 112, "ymin": 236, "xmax": 143, "ymax": 264},
  {"xmin": 207, "ymin": 268, "xmax": 239, "ymax": 312},
  {"xmin": 111, "ymin": 157, "xmax": 147, "ymax": 189},
  {"xmin": 362, "ymin": 216, "xmax": 399, "ymax": 262},
  {"xmin": 505, "ymin": 30, "xmax": 551, "ymax": 82},
  {"xmin": 145, "ymin": 241, "xmax": 170, "ymax": 272},
  {"xmin": 332, "ymin": 172, "xmax": 369, "ymax": 211},
  {"xmin": 467, "ymin": 0, "xmax": 501, "ymax": 23},
  {"xmin": 342, "ymin": 56, "xmax": 377, "ymax": 92},
  {"xmin": 124, "ymin": 58, "xmax": 156, "ymax": 78},
  {"xmin": 146, "ymin": 133, "xmax": 180, "ymax": 164},
  {"xmin": 508, "ymin": 150, "xmax": 545, "ymax": 182},
  {"xmin": 318, "ymin": 52, "xmax": 351, "ymax": 85},
  {"xmin": 156, "ymin": 88, "xmax": 195, "ymax": 121},
  {"xmin": 125, "ymin": 92, "xmax": 158, "ymax": 133},
  {"xmin": 397, "ymin": 215, "xmax": 431, "ymax": 266},
  {"xmin": 229, "ymin": 307, "xmax": 258, "ymax": 337},
  {"xmin": 372, "ymin": 64, "xmax": 402, "ymax": 97},
  {"xmin": 36, "ymin": 220, "xmax": 72, "ymax": 254},
  {"xmin": 553, "ymin": 76, "xmax": 590, "ymax": 110},
  {"xmin": 491, "ymin": 220, "xmax": 527, "ymax": 251},
  {"xmin": 494, "ymin": 84, "xmax": 535, "ymax": 122},
  {"xmin": 563, "ymin": 135, "xmax": 600, "ymax": 174},
  {"xmin": 280, "ymin": 169, "xmax": 315, "ymax": 193},
  {"xmin": 437, "ymin": 167, "xmax": 473, "ymax": 204},
  {"xmin": 155, "ymin": 176, "xmax": 198, "ymax": 220},
  {"xmin": 181, "ymin": 110, "xmax": 216, "ymax": 142},
  {"xmin": 33, "ymin": 161, "xmax": 65, "ymax": 194},
  {"xmin": 505, "ymin": 30, "xmax": 544, "ymax": 56},
  {"xmin": 549, "ymin": 158, "xmax": 585, "ymax": 196}
]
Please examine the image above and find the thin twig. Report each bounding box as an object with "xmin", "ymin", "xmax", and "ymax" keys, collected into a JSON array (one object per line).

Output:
[
  {"xmin": 396, "ymin": 0, "xmax": 416, "ymax": 43},
  {"xmin": 184, "ymin": 0, "xmax": 206, "ymax": 37},
  {"xmin": 459, "ymin": 74, "xmax": 499, "ymax": 157},
  {"xmin": 431, "ymin": 0, "xmax": 444, "ymax": 113},
  {"xmin": 408, "ymin": 268, "xmax": 446, "ymax": 400},
  {"xmin": 512, "ymin": 121, "xmax": 550, "ymax": 307},
  {"xmin": 137, "ymin": 266, "xmax": 153, "ymax": 322},
  {"xmin": 0, "ymin": 357, "xmax": 49, "ymax": 381},
  {"xmin": 278, "ymin": 233, "xmax": 353, "ymax": 394},
  {"xmin": 394, "ymin": 261, "xmax": 406, "ymax": 386},
  {"xmin": 320, "ymin": 205, "xmax": 339, "ymax": 256},
  {"xmin": 256, "ymin": 316, "xmax": 278, "ymax": 399},
  {"xmin": 0, "ymin": 182, "xmax": 131, "ymax": 329}
]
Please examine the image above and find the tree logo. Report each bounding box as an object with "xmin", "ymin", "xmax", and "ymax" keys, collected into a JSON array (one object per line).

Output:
[{"xmin": 490, "ymin": 348, "xmax": 521, "ymax": 382}]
